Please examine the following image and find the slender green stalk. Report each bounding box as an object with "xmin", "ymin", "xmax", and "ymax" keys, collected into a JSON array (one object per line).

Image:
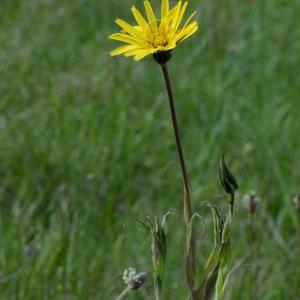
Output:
[
  {"xmin": 160, "ymin": 64, "xmax": 197, "ymax": 297},
  {"xmin": 160, "ymin": 64, "xmax": 192, "ymax": 224},
  {"xmin": 230, "ymin": 193, "xmax": 235, "ymax": 215},
  {"xmin": 154, "ymin": 279, "xmax": 161, "ymax": 300},
  {"xmin": 115, "ymin": 285, "xmax": 131, "ymax": 300},
  {"xmin": 249, "ymin": 213, "xmax": 258, "ymax": 300}
]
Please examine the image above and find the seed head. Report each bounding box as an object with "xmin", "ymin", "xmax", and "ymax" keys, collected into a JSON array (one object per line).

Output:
[
  {"xmin": 293, "ymin": 194, "xmax": 300, "ymax": 211},
  {"xmin": 122, "ymin": 267, "xmax": 137, "ymax": 285},
  {"xmin": 130, "ymin": 271, "xmax": 147, "ymax": 290},
  {"xmin": 122, "ymin": 267, "xmax": 147, "ymax": 290},
  {"xmin": 243, "ymin": 191, "xmax": 260, "ymax": 214}
]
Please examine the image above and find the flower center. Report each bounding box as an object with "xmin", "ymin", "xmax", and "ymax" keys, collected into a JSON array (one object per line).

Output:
[{"xmin": 145, "ymin": 26, "xmax": 169, "ymax": 48}]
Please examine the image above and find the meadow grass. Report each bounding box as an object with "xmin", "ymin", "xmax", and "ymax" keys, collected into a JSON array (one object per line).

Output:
[{"xmin": 1, "ymin": 0, "xmax": 300, "ymax": 299}]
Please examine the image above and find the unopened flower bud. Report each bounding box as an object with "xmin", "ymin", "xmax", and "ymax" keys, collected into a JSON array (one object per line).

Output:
[
  {"xmin": 140, "ymin": 216, "xmax": 168, "ymax": 289},
  {"xmin": 151, "ymin": 218, "xmax": 167, "ymax": 282},
  {"xmin": 219, "ymin": 153, "xmax": 238, "ymax": 195}
]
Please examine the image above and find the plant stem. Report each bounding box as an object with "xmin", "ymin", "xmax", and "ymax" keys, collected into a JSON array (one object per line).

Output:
[
  {"xmin": 115, "ymin": 285, "xmax": 131, "ymax": 300},
  {"xmin": 230, "ymin": 193, "xmax": 235, "ymax": 215},
  {"xmin": 160, "ymin": 64, "xmax": 197, "ymax": 297},
  {"xmin": 154, "ymin": 274, "xmax": 162, "ymax": 300},
  {"xmin": 154, "ymin": 285, "xmax": 161, "ymax": 300},
  {"xmin": 161, "ymin": 64, "xmax": 192, "ymax": 223}
]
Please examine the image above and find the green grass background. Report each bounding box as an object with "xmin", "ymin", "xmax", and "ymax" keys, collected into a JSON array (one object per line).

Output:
[{"xmin": 1, "ymin": 0, "xmax": 300, "ymax": 299}]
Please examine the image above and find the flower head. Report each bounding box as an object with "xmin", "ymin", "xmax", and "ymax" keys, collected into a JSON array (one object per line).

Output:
[
  {"xmin": 243, "ymin": 191, "xmax": 260, "ymax": 214},
  {"xmin": 123, "ymin": 267, "xmax": 137, "ymax": 285},
  {"xmin": 293, "ymin": 194, "xmax": 300, "ymax": 211},
  {"xmin": 109, "ymin": 0, "xmax": 198, "ymax": 61},
  {"xmin": 122, "ymin": 267, "xmax": 147, "ymax": 290}
]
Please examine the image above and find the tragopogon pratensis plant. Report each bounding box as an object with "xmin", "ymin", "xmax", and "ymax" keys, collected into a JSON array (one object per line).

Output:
[
  {"xmin": 109, "ymin": 2, "xmax": 239, "ymax": 300},
  {"xmin": 109, "ymin": 0, "xmax": 198, "ymax": 297}
]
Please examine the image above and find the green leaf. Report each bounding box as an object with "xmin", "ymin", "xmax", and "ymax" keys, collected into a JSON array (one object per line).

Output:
[
  {"xmin": 215, "ymin": 241, "xmax": 232, "ymax": 300},
  {"xmin": 206, "ymin": 203, "xmax": 224, "ymax": 248}
]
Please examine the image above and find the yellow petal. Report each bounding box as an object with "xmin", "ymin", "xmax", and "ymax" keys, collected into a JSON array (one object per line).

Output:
[
  {"xmin": 115, "ymin": 18, "xmax": 142, "ymax": 37},
  {"xmin": 179, "ymin": 29, "xmax": 197, "ymax": 42},
  {"xmin": 124, "ymin": 49, "xmax": 141, "ymax": 57},
  {"xmin": 109, "ymin": 33, "xmax": 140, "ymax": 45},
  {"xmin": 161, "ymin": 4, "xmax": 177, "ymax": 27},
  {"xmin": 156, "ymin": 46, "xmax": 175, "ymax": 52},
  {"xmin": 174, "ymin": 1, "xmax": 188, "ymax": 31},
  {"xmin": 168, "ymin": 4, "xmax": 177, "ymax": 16},
  {"xmin": 176, "ymin": 21, "xmax": 198, "ymax": 42},
  {"xmin": 131, "ymin": 6, "xmax": 148, "ymax": 28},
  {"xmin": 124, "ymin": 48, "xmax": 151, "ymax": 59},
  {"xmin": 134, "ymin": 50, "xmax": 153, "ymax": 61},
  {"xmin": 144, "ymin": 1, "xmax": 158, "ymax": 30},
  {"xmin": 161, "ymin": 0, "xmax": 169, "ymax": 20},
  {"xmin": 171, "ymin": 1, "xmax": 182, "ymax": 29},
  {"xmin": 110, "ymin": 44, "xmax": 139, "ymax": 56},
  {"xmin": 183, "ymin": 11, "xmax": 197, "ymax": 29}
]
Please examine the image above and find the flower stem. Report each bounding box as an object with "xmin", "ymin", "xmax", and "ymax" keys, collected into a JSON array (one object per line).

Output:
[
  {"xmin": 115, "ymin": 285, "xmax": 131, "ymax": 300},
  {"xmin": 154, "ymin": 283, "xmax": 161, "ymax": 300},
  {"xmin": 161, "ymin": 64, "xmax": 192, "ymax": 223},
  {"xmin": 160, "ymin": 64, "xmax": 197, "ymax": 297}
]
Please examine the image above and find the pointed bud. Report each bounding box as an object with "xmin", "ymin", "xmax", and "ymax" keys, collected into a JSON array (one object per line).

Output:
[
  {"xmin": 140, "ymin": 215, "xmax": 168, "ymax": 290},
  {"xmin": 151, "ymin": 217, "xmax": 167, "ymax": 284},
  {"xmin": 219, "ymin": 153, "xmax": 238, "ymax": 195}
]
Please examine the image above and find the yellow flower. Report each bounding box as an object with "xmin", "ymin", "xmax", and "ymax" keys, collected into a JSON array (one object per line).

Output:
[{"xmin": 109, "ymin": 0, "xmax": 198, "ymax": 61}]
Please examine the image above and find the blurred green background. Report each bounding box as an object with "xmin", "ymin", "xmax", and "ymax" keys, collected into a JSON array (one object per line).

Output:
[{"xmin": 1, "ymin": 0, "xmax": 300, "ymax": 299}]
